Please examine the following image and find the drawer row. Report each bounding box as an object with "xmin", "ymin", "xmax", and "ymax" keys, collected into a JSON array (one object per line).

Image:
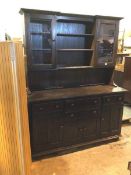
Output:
[{"xmin": 30, "ymin": 94, "xmax": 124, "ymax": 114}]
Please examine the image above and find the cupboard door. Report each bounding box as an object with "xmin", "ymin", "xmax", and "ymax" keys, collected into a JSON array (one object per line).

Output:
[
  {"xmin": 110, "ymin": 104, "xmax": 123, "ymax": 135},
  {"xmin": 100, "ymin": 103, "xmax": 123, "ymax": 137},
  {"xmin": 77, "ymin": 110, "xmax": 100, "ymax": 142},
  {"xmin": 30, "ymin": 111, "xmax": 49, "ymax": 154},
  {"xmin": 100, "ymin": 104, "xmax": 111, "ymax": 137},
  {"xmin": 48, "ymin": 113, "xmax": 64, "ymax": 148},
  {"xmin": 62, "ymin": 112, "xmax": 78, "ymax": 145},
  {"xmin": 30, "ymin": 111, "xmax": 64, "ymax": 155},
  {"xmin": 95, "ymin": 19, "xmax": 119, "ymax": 67},
  {"xmin": 28, "ymin": 15, "xmax": 56, "ymax": 69}
]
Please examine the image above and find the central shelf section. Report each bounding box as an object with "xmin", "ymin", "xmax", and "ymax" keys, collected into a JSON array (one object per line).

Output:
[{"xmin": 56, "ymin": 19, "xmax": 94, "ymax": 67}]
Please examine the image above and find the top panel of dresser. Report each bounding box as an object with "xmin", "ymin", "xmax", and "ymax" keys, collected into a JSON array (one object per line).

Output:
[{"xmin": 29, "ymin": 85, "xmax": 127, "ymax": 102}]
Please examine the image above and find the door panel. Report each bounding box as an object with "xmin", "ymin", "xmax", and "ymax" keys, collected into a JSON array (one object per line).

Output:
[{"xmin": 77, "ymin": 110, "xmax": 100, "ymax": 142}]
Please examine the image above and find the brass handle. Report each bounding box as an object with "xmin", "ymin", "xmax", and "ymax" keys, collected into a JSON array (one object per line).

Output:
[
  {"xmin": 71, "ymin": 103, "xmax": 75, "ymax": 106},
  {"xmin": 107, "ymin": 98, "xmax": 110, "ymax": 102},
  {"xmin": 56, "ymin": 105, "xmax": 59, "ymax": 108},
  {"xmin": 70, "ymin": 113, "xmax": 75, "ymax": 117},
  {"xmin": 94, "ymin": 100, "xmax": 97, "ymax": 104},
  {"xmin": 118, "ymin": 97, "xmax": 122, "ymax": 101},
  {"xmin": 93, "ymin": 110, "xmax": 97, "ymax": 114}
]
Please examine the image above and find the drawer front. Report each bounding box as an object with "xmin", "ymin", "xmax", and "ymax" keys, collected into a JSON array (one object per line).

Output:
[
  {"xmin": 65, "ymin": 98, "xmax": 85, "ymax": 112},
  {"xmin": 65, "ymin": 96, "xmax": 101, "ymax": 112},
  {"xmin": 87, "ymin": 97, "xmax": 101, "ymax": 106},
  {"xmin": 102, "ymin": 94, "xmax": 124, "ymax": 104},
  {"xmin": 32, "ymin": 100, "xmax": 64, "ymax": 113},
  {"xmin": 64, "ymin": 109, "xmax": 99, "ymax": 122}
]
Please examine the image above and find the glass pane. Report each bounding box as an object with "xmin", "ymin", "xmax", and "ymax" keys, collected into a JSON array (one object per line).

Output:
[
  {"xmin": 30, "ymin": 35, "xmax": 52, "ymax": 49},
  {"xmin": 97, "ymin": 23, "xmax": 115, "ymax": 64},
  {"xmin": 32, "ymin": 50, "xmax": 52, "ymax": 64},
  {"xmin": 29, "ymin": 20, "xmax": 52, "ymax": 65},
  {"xmin": 30, "ymin": 21, "xmax": 51, "ymax": 33}
]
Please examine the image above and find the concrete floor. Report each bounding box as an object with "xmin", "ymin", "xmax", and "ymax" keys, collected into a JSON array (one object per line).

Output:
[{"xmin": 31, "ymin": 124, "xmax": 131, "ymax": 175}]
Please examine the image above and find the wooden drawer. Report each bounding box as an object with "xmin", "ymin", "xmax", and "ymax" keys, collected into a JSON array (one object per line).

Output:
[
  {"xmin": 32, "ymin": 100, "xmax": 64, "ymax": 113},
  {"xmin": 65, "ymin": 98, "xmax": 85, "ymax": 112},
  {"xmin": 87, "ymin": 97, "xmax": 101, "ymax": 106},
  {"xmin": 116, "ymin": 95, "xmax": 124, "ymax": 102},
  {"xmin": 102, "ymin": 94, "xmax": 124, "ymax": 104},
  {"xmin": 64, "ymin": 109, "xmax": 99, "ymax": 121},
  {"xmin": 65, "ymin": 96, "xmax": 100, "ymax": 112}
]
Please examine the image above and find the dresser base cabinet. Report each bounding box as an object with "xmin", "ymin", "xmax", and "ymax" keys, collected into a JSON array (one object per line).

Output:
[{"xmin": 28, "ymin": 86, "xmax": 125, "ymax": 160}]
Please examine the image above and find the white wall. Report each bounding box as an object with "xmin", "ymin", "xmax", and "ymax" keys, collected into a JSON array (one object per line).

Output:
[{"xmin": 0, "ymin": 0, "xmax": 131, "ymax": 39}]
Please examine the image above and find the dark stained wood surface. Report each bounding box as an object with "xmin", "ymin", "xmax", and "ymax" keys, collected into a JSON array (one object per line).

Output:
[{"xmin": 29, "ymin": 85, "xmax": 127, "ymax": 102}]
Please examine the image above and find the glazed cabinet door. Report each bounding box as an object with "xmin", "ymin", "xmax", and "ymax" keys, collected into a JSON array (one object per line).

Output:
[
  {"xmin": 26, "ymin": 14, "xmax": 56, "ymax": 69},
  {"xmin": 95, "ymin": 19, "xmax": 119, "ymax": 67}
]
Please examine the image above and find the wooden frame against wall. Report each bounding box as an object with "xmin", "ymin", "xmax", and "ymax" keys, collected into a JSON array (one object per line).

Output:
[{"xmin": 0, "ymin": 42, "xmax": 31, "ymax": 175}]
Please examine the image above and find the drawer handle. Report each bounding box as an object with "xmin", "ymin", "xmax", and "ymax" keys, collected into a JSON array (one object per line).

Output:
[
  {"xmin": 94, "ymin": 100, "xmax": 98, "ymax": 104},
  {"xmin": 70, "ymin": 113, "xmax": 75, "ymax": 117},
  {"xmin": 118, "ymin": 97, "xmax": 122, "ymax": 101},
  {"xmin": 107, "ymin": 98, "xmax": 110, "ymax": 102},
  {"xmin": 60, "ymin": 125, "xmax": 64, "ymax": 129},
  {"xmin": 71, "ymin": 103, "xmax": 75, "ymax": 106},
  {"xmin": 93, "ymin": 110, "xmax": 97, "ymax": 114},
  {"xmin": 55, "ymin": 105, "xmax": 60, "ymax": 108},
  {"xmin": 39, "ymin": 107, "xmax": 44, "ymax": 110},
  {"xmin": 102, "ymin": 118, "xmax": 104, "ymax": 121}
]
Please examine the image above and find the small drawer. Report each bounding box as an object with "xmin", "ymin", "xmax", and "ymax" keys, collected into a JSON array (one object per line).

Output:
[
  {"xmin": 87, "ymin": 97, "xmax": 101, "ymax": 106},
  {"xmin": 103, "ymin": 94, "xmax": 124, "ymax": 104},
  {"xmin": 65, "ymin": 98, "xmax": 85, "ymax": 112},
  {"xmin": 116, "ymin": 95, "xmax": 124, "ymax": 102},
  {"xmin": 32, "ymin": 101, "xmax": 64, "ymax": 113},
  {"xmin": 103, "ymin": 96, "xmax": 115, "ymax": 104}
]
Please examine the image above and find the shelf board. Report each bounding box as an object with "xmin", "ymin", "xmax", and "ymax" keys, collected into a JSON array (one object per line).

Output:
[
  {"xmin": 32, "ymin": 49, "xmax": 52, "ymax": 51},
  {"xmin": 30, "ymin": 32, "xmax": 51, "ymax": 35},
  {"xmin": 56, "ymin": 66, "xmax": 93, "ymax": 69},
  {"xmin": 57, "ymin": 49, "xmax": 93, "ymax": 52},
  {"xmin": 57, "ymin": 33, "xmax": 94, "ymax": 37}
]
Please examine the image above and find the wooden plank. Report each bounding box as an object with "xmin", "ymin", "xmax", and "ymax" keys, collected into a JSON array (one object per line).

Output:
[{"xmin": 0, "ymin": 42, "xmax": 31, "ymax": 175}]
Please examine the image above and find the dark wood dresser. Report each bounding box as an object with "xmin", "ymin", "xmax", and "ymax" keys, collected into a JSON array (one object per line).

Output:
[{"xmin": 20, "ymin": 8, "xmax": 126, "ymax": 160}]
